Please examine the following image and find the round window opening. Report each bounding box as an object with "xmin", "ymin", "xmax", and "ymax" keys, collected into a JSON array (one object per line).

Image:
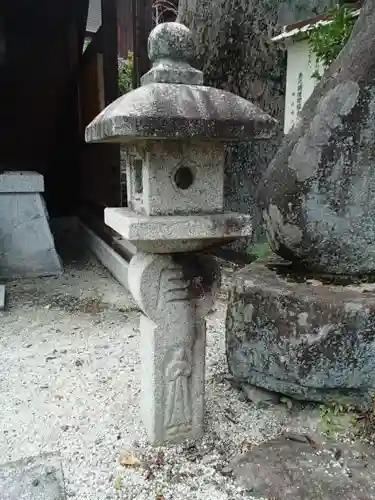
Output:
[{"xmin": 174, "ymin": 166, "xmax": 194, "ymax": 190}]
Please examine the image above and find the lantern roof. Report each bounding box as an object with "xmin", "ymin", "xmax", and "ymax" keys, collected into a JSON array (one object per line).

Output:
[{"xmin": 85, "ymin": 22, "xmax": 277, "ymax": 144}]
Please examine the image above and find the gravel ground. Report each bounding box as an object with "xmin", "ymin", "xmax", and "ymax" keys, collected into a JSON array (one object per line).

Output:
[{"xmin": 0, "ymin": 232, "xmax": 321, "ymax": 500}]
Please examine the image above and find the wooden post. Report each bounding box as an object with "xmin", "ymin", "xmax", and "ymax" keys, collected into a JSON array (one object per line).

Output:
[
  {"xmin": 101, "ymin": 0, "xmax": 118, "ymax": 103},
  {"xmin": 132, "ymin": 0, "xmax": 153, "ymax": 88},
  {"xmin": 117, "ymin": 0, "xmax": 133, "ymax": 58},
  {"xmin": 87, "ymin": 0, "xmax": 121, "ymax": 209}
]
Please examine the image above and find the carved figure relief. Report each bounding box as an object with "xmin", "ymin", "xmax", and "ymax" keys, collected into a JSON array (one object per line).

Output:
[
  {"xmin": 164, "ymin": 346, "xmax": 193, "ymax": 438},
  {"xmin": 156, "ymin": 264, "xmax": 194, "ymax": 438}
]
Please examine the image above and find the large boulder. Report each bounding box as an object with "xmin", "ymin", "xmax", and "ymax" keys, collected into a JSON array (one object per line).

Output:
[
  {"xmin": 225, "ymin": 260, "xmax": 375, "ymax": 408},
  {"xmin": 258, "ymin": 0, "xmax": 375, "ymax": 275},
  {"xmin": 259, "ymin": 82, "xmax": 375, "ymax": 275}
]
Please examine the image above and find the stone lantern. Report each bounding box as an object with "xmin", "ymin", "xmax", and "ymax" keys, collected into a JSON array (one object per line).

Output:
[{"xmin": 85, "ymin": 22, "xmax": 277, "ymax": 445}]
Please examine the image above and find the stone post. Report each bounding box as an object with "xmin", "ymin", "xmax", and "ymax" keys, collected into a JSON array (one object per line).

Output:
[
  {"xmin": 85, "ymin": 21, "xmax": 277, "ymax": 445},
  {"xmin": 128, "ymin": 252, "xmax": 217, "ymax": 444}
]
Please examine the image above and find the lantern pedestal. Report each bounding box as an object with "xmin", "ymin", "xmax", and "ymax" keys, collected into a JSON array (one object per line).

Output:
[{"xmin": 128, "ymin": 252, "xmax": 219, "ymax": 444}]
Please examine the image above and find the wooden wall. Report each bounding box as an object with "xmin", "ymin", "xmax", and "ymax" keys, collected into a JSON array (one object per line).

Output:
[
  {"xmin": 78, "ymin": 14, "xmax": 122, "ymax": 211},
  {"xmin": 1, "ymin": 0, "xmax": 89, "ymax": 216},
  {"xmin": 0, "ymin": 0, "xmax": 176, "ymax": 217}
]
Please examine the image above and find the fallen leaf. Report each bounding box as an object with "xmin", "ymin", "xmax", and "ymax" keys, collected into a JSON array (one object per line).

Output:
[
  {"xmin": 156, "ymin": 451, "xmax": 164, "ymax": 467},
  {"xmin": 145, "ymin": 468, "xmax": 155, "ymax": 481},
  {"xmin": 305, "ymin": 435, "xmax": 317, "ymax": 450},
  {"xmin": 114, "ymin": 475, "xmax": 122, "ymax": 490},
  {"xmin": 119, "ymin": 452, "xmax": 141, "ymax": 467}
]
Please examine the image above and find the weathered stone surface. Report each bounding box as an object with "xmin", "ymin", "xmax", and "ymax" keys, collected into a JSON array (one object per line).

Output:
[
  {"xmin": 85, "ymin": 82, "xmax": 277, "ymax": 144},
  {"xmin": 228, "ymin": 438, "xmax": 375, "ymax": 499},
  {"xmin": 258, "ymin": 1, "xmax": 375, "ymax": 275},
  {"xmin": 0, "ymin": 453, "xmax": 65, "ymax": 500},
  {"xmin": 86, "ymin": 22, "xmax": 277, "ymax": 145},
  {"xmin": 128, "ymin": 252, "xmax": 220, "ymax": 445},
  {"xmin": 240, "ymin": 383, "xmax": 280, "ymax": 407},
  {"xmin": 226, "ymin": 261, "xmax": 375, "ymax": 408},
  {"xmin": 105, "ymin": 208, "xmax": 252, "ymax": 253},
  {"xmin": 148, "ymin": 22, "xmax": 195, "ymax": 62},
  {"xmin": 126, "ymin": 141, "xmax": 226, "ymax": 217},
  {"xmin": 142, "ymin": 22, "xmax": 203, "ymax": 85},
  {"xmin": 0, "ymin": 172, "xmax": 62, "ymax": 279}
]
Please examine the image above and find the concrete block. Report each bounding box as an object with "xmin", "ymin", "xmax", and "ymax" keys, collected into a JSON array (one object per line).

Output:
[
  {"xmin": 0, "ymin": 171, "xmax": 44, "ymax": 193},
  {"xmin": 0, "ymin": 173, "xmax": 62, "ymax": 279},
  {"xmin": 0, "ymin": 453, "xmax": 66, "ymax": 500}
]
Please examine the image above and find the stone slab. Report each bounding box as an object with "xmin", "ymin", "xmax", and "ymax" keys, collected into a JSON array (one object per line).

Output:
[
  {"xmin": 0, "ymin": 453, "xmax": 66, "ymax": 500},
  {"xmin": 0, "ymin": 171, "xmax": 44, "ymax": 193},
  {"xmin": 228, "ymin": 438, "xmax": 375, "ymax": 500},
  {"xmin": 0, "ymin": 284, "xmax": 4, "ymax": 311},
  {"xmin": 105, "ymin": 207, "xmax": 252, "ymax": 253},
  {"xmin": 0, "ymin": 192, "xmax": 62, "ymax": 278},
  {"xmin": 226, "ymin": 260, "xmax": 375, "ymax": 409}
]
